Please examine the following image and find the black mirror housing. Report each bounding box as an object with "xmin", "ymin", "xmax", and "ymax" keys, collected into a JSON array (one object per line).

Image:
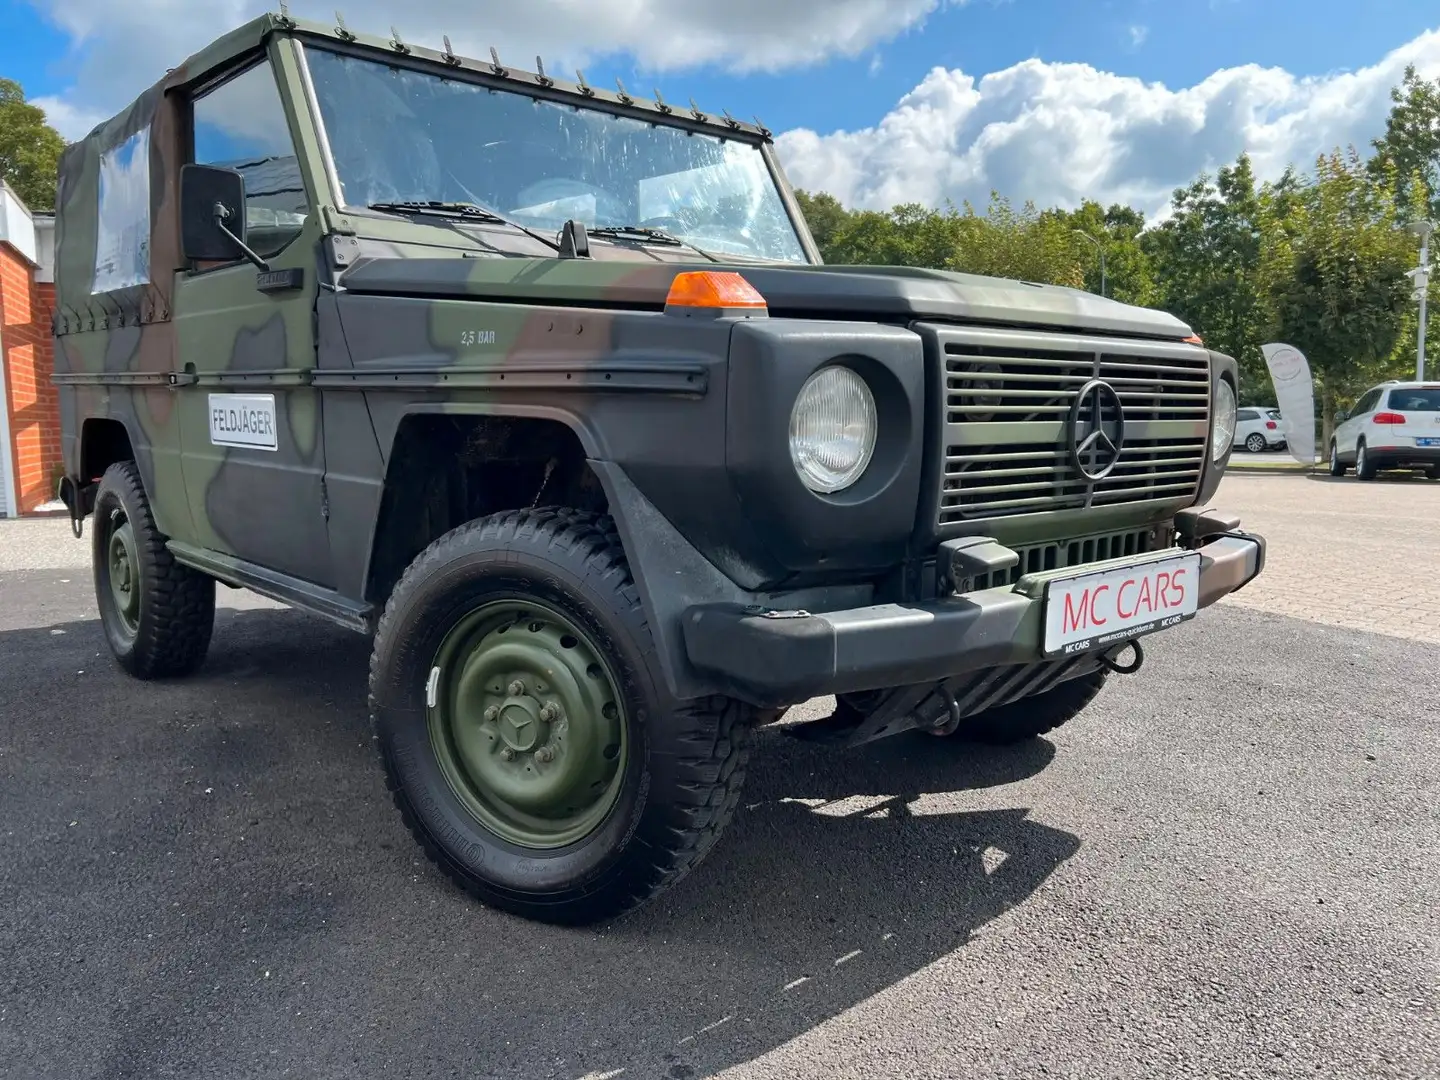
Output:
[{"xmin": 180, "ymin": 163, "xmax": 247, "ymax": 262}]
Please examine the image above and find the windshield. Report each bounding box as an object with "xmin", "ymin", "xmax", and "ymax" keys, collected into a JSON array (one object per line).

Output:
[
  {"xmin": 303, "ymin": 47, "xmax": 809, "ymax": 263},
  {"xmin": 1386, "ymin": 388, "xmax": 1440, "ymax": 411}
]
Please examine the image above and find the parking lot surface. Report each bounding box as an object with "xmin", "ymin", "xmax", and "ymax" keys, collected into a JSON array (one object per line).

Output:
[{"xmin": 1, "ymin": 473, "xmax": 1437, "ymax": 1080}]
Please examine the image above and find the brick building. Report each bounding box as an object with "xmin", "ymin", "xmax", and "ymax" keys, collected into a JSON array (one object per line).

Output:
[{"xmin": 0, "ymin": 181, "xmax": 59, "ymax": 517}]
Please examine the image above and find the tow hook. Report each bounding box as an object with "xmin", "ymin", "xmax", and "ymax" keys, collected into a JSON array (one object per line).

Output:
[{"xmin": 1100, "ymin": 640, "xmax": 1145, "ymax": 675}]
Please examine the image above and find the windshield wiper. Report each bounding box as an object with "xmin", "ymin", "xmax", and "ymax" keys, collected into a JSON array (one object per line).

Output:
[
  {"xmin": 587, "ymin": 225, "xmax": 723, "ymax": 263},
  {"xmin": 367, "ymin": 200, "xmax": 561, "ymax": 254}
]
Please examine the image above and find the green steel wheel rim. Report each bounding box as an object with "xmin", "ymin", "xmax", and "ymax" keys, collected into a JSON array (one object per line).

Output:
[
  {"xmin": 107, "ymin": 517, "xmax": 141, "ymax": 637},
  {"xmin": 426, "ymin": 598, "xmax": 630, "ymax": 850}
]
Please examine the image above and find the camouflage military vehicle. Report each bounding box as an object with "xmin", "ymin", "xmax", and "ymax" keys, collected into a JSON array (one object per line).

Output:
[{"xmin": 51, "ymin": 11, "xmax": 1265, "ymax": 925}]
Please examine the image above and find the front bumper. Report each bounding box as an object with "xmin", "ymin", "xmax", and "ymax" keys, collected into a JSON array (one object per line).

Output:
[{"xmin": 681, "ymin": 517, "xmax": 1265, "ymax": 707}]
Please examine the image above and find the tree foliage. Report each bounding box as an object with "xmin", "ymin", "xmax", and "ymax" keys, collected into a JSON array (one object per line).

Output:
[
  {"xmin": 0, "ymin": 79, "xmax": 65, "ymax": 211},
  {"xmin": 1265, "ymin": 151, "xmax": 1416, "ymax": 443},
  {"xmin": 1368, "ymin": 64, "xmax": 1440, "ymax": 222}
]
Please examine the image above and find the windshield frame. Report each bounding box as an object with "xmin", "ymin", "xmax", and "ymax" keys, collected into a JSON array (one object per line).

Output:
[{"xmin": 290, "ymin": 36, "xmax": 822, "ymax": 265}]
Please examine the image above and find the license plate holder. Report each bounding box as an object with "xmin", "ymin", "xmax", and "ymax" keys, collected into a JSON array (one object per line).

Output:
[
  {"xmin": 1042, "ymin": 552, "xmax": 1203, "ymax": 658},
  {"xmin": 1416, "ymin": 437, "xmax": 1440, "ymax": 447}
]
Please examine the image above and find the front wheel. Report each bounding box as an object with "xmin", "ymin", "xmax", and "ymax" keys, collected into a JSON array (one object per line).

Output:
[
  {"xmin": 1329, "ymin": 440, "xmax": 1345, "ymax": 476},
  {"xmin": 368, "ymin": 508, "xmax": 756, "ymax": 925}
]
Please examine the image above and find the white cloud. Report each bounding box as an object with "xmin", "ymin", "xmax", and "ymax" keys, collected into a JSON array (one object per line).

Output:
[
  {"xmin": 29, "ymin": 95, "xmax": 107, "ymax": 142},
  {"xmin": 29, "ymin": 0, "xmax": 959, "ymax": 141},
  {"xmin": 26, "ymin": 0, "xmax": 1440, "ymax": 225},
  {"xmin": 1128, "ymin": 25, "xmax": 1149, "ymax": 49},
  {"xmin": 775, "ymin": 27, "xmax": 1440, "ymax": 219}
]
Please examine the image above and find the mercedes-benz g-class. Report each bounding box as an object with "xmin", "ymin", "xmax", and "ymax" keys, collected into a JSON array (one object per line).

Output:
[{"xmin": 51, "ymin": 12, "xmax": 1264, "ymax": 924}]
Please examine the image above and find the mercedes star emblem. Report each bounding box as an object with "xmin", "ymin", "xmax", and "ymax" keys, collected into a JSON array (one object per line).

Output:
[{"xmin": 1067, "ymin": 378, "xmax": 1125, "ymax": 481}]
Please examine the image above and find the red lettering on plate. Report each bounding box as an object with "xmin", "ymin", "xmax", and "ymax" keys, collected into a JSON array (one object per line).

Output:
[
  {"xmin": 1154, "ymin": 571, "xmax": 1172, "ymax": 609},
  {"xmin": 1137, "ymin": 576, "xmax": 1154, "ymax": 615},
  {"xmin": 1170, "ymin": 567, "xmax": 1188, "ymax": 606},
  {"xmin": 1089, "ymin": 584, "xmax": 1110, "ymax": 627},
  {"xmin": 1117, "ymin": 579, "xmax": 1137, "ymax": 619},
  {"xmin": 1063, "ymin": 590, "xmax": 1088, "ymax": 634}
]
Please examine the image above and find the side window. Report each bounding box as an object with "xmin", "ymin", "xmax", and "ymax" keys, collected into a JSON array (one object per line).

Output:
[
  {"xmin": 191, "ymin": 61, "xmax": 309, "ymax": 261},
  {"xmin": 1236, "ymin": 409, "xmax": 1258, "ymax": 422},
  {"xmin": 1354, "ymin": 390, "xmax": 1380, "ymax": 416}
]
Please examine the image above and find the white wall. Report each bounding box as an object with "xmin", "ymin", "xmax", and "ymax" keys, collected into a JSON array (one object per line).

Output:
[{"xmin": 0, "ymin": 183, "xmax": 39, "ymax": 266}]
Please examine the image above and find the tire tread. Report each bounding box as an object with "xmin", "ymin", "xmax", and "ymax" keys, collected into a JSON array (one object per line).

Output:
[
  {"xmin": 95, "ymin": 461, "xmax": 215, "ymax": 679},
  {"xmin": 367, "ymin": 507, "xmax": 754, "ymax": 923}
]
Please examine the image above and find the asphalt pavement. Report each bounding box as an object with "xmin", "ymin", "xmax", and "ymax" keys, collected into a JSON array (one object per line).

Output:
[{"xmin": 1, "ymin": 492, "xmax": 1437, "ymax": 1080}]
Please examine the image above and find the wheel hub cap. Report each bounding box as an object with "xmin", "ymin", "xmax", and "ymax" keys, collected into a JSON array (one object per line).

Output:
[
  {"xmin": 498, "ymin": 697, "xmax": 545, "ymax": 753},
  {"xmin": 107, "ymin": 520, "xmax": 140, "ymax": 634},
  {"xmin": 427, "ymin": 599, "xmax": 628, "ymax": 850}
]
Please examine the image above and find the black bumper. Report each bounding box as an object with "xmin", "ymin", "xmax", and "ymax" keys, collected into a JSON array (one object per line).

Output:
[
  {"xmin": 680, "ymin": 530, "xmax": 1266, "ymax": 707},
  {"xmin": 1367, "ymin": 445, "xmax": 1440, "ymax": 469}
]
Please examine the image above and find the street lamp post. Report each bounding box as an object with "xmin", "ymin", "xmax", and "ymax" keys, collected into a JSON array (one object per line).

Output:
[
  {"xmin": 1406, "ymin": 220, "xmax": 1433, "ymax": 381},
  {"xmin": 1072, "ymin": 229, "xmax": 1106, "ymax": 298}
]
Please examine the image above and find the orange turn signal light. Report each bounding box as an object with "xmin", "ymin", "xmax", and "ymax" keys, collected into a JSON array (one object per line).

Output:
[
  {"xmin": 1183, "ymin": 334, "xmax": 1204, "ymax": 345},
  {"xmin": 665, "ymin": 271, "xmax": 767, "ymax": 309}
]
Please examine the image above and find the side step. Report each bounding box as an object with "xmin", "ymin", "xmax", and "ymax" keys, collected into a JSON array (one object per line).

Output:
[{"xmin": 167, "ymin": 542, "xmax": 374, "ymax": 634}]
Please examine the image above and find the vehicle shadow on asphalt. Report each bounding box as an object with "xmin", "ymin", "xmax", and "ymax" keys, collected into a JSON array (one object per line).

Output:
[{"xmin": 1, "ymin": 605, "xmax": 1077, "ymax": 1080}]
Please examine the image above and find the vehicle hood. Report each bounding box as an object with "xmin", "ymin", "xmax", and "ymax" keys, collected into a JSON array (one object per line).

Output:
[{"xmin": 339, "ymin": 255, "xmax": 1195, "ymax": 341}]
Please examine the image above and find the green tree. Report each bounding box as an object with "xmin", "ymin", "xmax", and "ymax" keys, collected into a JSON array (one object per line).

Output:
[
  {"xmin": 1368, "ymin": 64, "xmax": 1440, "ymax": 221},
  {"xmin": 1143, "ymin": 154, "xmax": 1271, "ymax": 401},
  {"xmin": 1266, "ymin": 150, "xmax": 1415, "ymax": 448},
  {"xmin": 0, "ymin": 79, "xmax": 65, "ymax": 211},
  {"xmin": 1048, "ymin": 200, "xmax": 1157, "ymax": 307},
  {"xmin": 792, "ymin": 190, "xmax": 853, "ymax": 260}
]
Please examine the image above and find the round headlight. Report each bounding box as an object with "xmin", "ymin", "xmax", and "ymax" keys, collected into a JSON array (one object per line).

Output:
[
  {"xmin": 1212, "ymin": 378, "xmax": 1237, "ymax": 462},
  {"xmin": 789, "ymin": 365, "xmax": 877, "ymax": 493}
]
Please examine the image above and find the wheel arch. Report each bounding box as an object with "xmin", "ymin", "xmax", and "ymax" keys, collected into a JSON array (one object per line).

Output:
[
  {"xmin": 362, "ymin": 405, "xmax": 611, "ymax": 612},
  {"xmin": 62, "ymin": 416, "xmax": 142, "ymax": 522}
]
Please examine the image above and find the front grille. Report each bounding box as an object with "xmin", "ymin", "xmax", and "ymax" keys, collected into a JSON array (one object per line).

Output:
[
  {"xmin": 969, "ymin": 527, "xmax": 1157, "ymax": 591},
  {"xmin": 930, "ymin": 325, "xmax": 1211, "ymax": 525}
]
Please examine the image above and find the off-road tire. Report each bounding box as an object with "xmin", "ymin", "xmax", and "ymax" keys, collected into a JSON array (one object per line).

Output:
[
  {"xmin": 959, "ymin": 668, "xmax": 1109, "ymax": 745},
  {"xmin": 368, "ymin": 507, "xmax": 756, "ymax": 925},
  {"xmin": 1245, "ymin": 432, "xmax": 1267, "ymax": 453},
  {"xmin": 1355, "ymin": 439, "xmax": 1377, "ymax": 481},
  {"xmin": 92, "ymin": 461, "xmax": 216, "ymax": 678},
  {"xmin": 1329, "ymin": 440, "xmax": 1345, "ymax": 476}
]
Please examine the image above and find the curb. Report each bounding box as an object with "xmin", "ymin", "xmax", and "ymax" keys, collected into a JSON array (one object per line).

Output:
[{"xmin": 1226, "ymin": 465, "xmax": 1322, "ymax": 476}]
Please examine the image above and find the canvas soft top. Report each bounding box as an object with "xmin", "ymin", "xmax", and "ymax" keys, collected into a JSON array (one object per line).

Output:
[{"xmin": 52, "ymin": 14, "xmax": 284, "ymax": 332}]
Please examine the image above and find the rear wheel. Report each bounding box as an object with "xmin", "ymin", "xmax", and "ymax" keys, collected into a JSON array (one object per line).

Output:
[
  {"xmin": 92, "ymin": 461, "xmax": 216, "ymax": 679},
  {"xmin": 368, "ymin": 508, "xmax": 756, "ymax": 925},
  {"xmin": 1355, "ymin": 439, "xmax": 1377, "ymax": 480},
  {"xmin": 952, "ymin": 669, "xmax": 1109, "ymax": 745},
  {"xmin": 1245, "ymin": 432, "xmax": 1267, "ymax": 453}
]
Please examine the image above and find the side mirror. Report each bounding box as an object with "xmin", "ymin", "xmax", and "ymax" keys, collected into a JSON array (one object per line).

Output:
[
  {"xmin": 180, "ymin": 163, "xmax": 268, "ymax": 270},
  {"xmin": 1334, "ymin": 410, "xmax": 1349, "ymax": 423}
]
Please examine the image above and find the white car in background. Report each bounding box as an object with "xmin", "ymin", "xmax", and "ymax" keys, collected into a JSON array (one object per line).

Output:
[
  {"xmin": 1329, "ymin": 381, "xmax": 1440, "ymax": 480},
  {"xmin": 1234, "ymin": 407, "xmax": 1287, "ymax": 453}
]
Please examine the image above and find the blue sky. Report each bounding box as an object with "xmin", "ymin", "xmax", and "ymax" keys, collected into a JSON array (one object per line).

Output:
[{"xmin": 4, "ymin": 0, "xmax": 1439, "ymax": 217}]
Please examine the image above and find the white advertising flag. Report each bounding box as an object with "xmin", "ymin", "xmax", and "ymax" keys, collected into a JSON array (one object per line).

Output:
[{"xmin": 1260, "ymin": 343, "xmax": 1317, "ymax": 465}]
